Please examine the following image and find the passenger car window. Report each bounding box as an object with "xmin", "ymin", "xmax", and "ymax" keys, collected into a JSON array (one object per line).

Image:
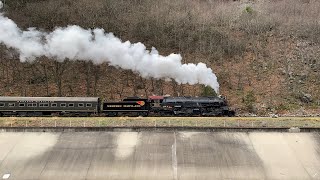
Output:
[
  {"xmin": 60, "ymin": 103, "xmax": 66, "ymax": 107},
  {"xmin": 19, "ymin": 103, "xmax": 25, "ymax": 107},
  {"xmin": 68, "ymin": 103, "xmax": 74, "ymax": 107},
  {"xmin": 78, "ymin": 103, "xmax": 84, "ymax": 107},
  {"xmin": 51, "ymin": 103, "xmax": 57, "ymax": 107},
  {"xmin": 86, "ymin": 103, "xmax": 92, "ymax": 107},
  {"xmin": 8, "ymin": 103, "xmax": 15, "ymax": 107},
  {"xmin": 0, "ymin": 103, "xmax": 4, "ymax": 107}
]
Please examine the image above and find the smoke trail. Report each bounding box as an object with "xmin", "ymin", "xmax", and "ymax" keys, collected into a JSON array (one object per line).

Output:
[{"xmin": 0, "ymin": 2, "xmax": 219, "ymax": 93}]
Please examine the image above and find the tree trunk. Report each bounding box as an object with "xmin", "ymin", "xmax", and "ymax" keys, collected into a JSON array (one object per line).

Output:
[
  {"xmin": 51, "ymin": 61, "xmax": 68, "ymax": 97},
  {"xmin": 93, "ymin": 65, "xmax": 100, "ymax": 97},
  {"xmin": 85, "ymin": 62, "xmax": 91, "ymax": 96}
]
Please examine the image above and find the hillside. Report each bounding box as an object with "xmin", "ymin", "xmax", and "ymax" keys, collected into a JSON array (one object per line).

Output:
[{"xmin": 0, "ymin": 0, "xmax": 319, "ymax": 116}]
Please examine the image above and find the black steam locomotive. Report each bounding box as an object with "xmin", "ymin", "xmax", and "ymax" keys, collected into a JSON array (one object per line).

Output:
[
  {"xmin": 0, "ymin": 96, "xmax": 235, "ymax": 117},
  {"xmin": 155, "ymin": 96, "xmax": 234, "ymax": 116}
]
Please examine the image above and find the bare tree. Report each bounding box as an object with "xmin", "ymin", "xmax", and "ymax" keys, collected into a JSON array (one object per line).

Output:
[
  {"xmin": 50, "ymin": 61, "xmax": 69, "ymax": 96},
  {"xmin": 93, "ymin": 64, "xmax": 102, "ymax": 97},
  {"xmin": 79, "ymin": 61, "xmax": 92, "ymax": 97}
]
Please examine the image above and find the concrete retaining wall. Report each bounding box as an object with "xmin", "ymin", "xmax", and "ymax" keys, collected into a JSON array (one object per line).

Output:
[{"xmin": 1, "ymin": 126, "xmax": 320, "ymax": 132}]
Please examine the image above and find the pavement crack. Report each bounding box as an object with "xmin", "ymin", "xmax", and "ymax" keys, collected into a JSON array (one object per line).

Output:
[{"xmin": 172, "ymin": 131, "xmax": 178, "ymax": 180}]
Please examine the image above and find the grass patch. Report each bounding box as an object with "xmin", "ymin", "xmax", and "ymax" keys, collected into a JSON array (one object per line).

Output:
[{"xmin": 0, "ymin": 117, "xmax": 319, "ymax": 128}]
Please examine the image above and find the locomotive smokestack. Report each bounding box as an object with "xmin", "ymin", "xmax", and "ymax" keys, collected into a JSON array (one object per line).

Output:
[{"xmin": 0, "ymin": 4, "xmax": 219, "ymax": 93}]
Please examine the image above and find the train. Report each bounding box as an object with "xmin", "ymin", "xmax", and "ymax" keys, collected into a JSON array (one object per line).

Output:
[{"xmin": 0, "ymin": 95, "xmax": 235, "ymax": 117}]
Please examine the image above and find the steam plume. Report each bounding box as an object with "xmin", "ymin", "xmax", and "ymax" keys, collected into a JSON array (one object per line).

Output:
[{"xmin": 0, "ymin": 2, "xmax": 219, "ymax": 93}]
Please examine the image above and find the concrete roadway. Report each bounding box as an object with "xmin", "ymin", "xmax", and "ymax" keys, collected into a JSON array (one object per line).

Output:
[{"xmin": 0, "ymin": 131, "xmax": 320, "ymax": 180}]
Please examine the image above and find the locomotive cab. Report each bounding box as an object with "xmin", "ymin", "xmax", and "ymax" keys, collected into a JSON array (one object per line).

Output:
[{"xmin": 148, "ymin": 96, "xmax": 164, "ymax": 114}]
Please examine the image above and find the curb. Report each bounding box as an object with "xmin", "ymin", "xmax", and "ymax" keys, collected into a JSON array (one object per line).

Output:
[{"xmin": 0, "ymin": 127, "xmax": 319, "ymax": 132}]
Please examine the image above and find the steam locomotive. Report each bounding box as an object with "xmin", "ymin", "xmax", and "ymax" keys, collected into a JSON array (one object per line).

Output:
[{"xmin": 0, "ymin": 96, "xmax": 235, "ymax": 117}]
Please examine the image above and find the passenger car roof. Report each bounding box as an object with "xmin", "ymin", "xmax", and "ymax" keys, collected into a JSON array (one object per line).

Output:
[{"xmin": 0, "ymin": 96, "xmax": 99, "ymax": 102}]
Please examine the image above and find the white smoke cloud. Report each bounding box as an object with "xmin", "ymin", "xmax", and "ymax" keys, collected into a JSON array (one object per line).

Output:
[{"xmin": 0, "ymin": 5, "xmax": 219, "ymax": 93}]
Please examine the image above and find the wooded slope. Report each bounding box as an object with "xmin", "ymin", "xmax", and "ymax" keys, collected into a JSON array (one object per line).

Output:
[{"xmin": 0, "ymin": 0, "xmax": 319, "ymax": 115}]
